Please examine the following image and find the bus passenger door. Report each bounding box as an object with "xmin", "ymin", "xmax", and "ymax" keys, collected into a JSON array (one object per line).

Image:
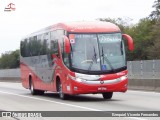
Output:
[{"xmin": 59, "ymin": 36, "xmax": 71, "ymax": 93}]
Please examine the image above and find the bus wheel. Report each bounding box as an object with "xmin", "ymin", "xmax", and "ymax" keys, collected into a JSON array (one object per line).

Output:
[
  {"xmin": 102, "ymin": 92, "xmax": 113, "ymax": 99},
  {"xmin": 58, "ymin": 81, "xmax": 68, "ymax": 100},
  {"xmin": 29, "ymin": 78, "xmax": 44, "ymax": 95}
]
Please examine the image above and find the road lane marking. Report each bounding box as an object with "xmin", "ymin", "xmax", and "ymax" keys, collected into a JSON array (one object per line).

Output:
[
  {"xmin": 128, "ymin": 90, "xmax": 160, "ymax": 95},
  {"xmin": 0, "ymin": 90, "xmax": 101, "ymax": 111},
  {"xmin": 0, "ymin": 90, "xmax": 149, "ymax": 120}
]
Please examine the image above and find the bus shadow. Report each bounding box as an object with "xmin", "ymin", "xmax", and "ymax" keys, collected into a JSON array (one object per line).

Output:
[{"xmin": 40, "ymin": 93, "xmax": 122, "ymax": 102}]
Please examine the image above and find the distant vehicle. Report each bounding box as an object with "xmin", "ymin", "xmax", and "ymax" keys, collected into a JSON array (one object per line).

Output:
[{"xmin": 20, "ymin": 21, "xmax": 134, "ymax": 100}]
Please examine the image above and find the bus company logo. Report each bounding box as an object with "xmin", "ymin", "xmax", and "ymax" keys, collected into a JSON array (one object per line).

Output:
[
  {"xmin": 4, "ymin": 3, "xmax": 16, "ymax": 12},
  {"xmin": 100, "ymin": 80, "xmax": 104, "ymax": 84}
]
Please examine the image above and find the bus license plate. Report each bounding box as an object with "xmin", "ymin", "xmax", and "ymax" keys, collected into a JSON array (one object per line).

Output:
[{"xmin": 98, "ymin": 87, "xmax": 107, "ymax": 91}]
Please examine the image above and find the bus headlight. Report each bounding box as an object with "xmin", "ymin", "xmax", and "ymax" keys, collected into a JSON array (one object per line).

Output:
[
  {"xmin": 68, "ymin": 75, "xmax": 83, "ymax": 82},
  {"xmin": 76, "ymin": 77, "xmax": 83, "ymax": 82},
  {"xmin": 69, "ymin": 73, "xmax": 100, "ymax": 82},
  {"xmin": 120, "ymin": 75, "xmax": 127, "ymax": 81}
]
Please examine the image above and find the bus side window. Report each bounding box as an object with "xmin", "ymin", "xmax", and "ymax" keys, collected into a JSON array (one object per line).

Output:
[
  {"xmin": 28, "ymin": 37, "xmax": 34, "ymax": 56},
  {"xmin": 50, "ymin": 31, "xmax": 59, "ymax": 56},
  {"xmin": 40, "ymin": 33, "xmax": 50, "ymax": 55},
  {"xmin": 31, "ymin": 36, "xmax": 39, "ymax": 56},
  {"xmin": 20, "ymin": 38, "xmax": 28, "ymax": 57},
  {"xmin": 37, "ymin": 34, "xmax": 43, "ymax": 55}
]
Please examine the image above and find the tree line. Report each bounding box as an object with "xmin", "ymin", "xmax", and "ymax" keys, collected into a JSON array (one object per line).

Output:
[
  {"xmin": 0, "ymin": 50, "xmax": 19, "ymax": 69},
  {"xmin": 0, "ymin": 0, "xmax": 159, "ymax": 69}
]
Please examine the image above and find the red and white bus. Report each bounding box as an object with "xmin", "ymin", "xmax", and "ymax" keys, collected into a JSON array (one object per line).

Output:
[{"xmin": 20, "ymin": 21, "xmax": 134, "ymax": 100}]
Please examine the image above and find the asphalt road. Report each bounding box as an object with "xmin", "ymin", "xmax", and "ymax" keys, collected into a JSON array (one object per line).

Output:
[{"xmin": 0, "ymin": 82, "xmax": 159, "ymax": 120}]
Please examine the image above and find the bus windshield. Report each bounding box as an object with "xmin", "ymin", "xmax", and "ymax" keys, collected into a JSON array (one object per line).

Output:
[{"xmin": 70, "ymin": 33, "xmax": 126, "ymax": 73}]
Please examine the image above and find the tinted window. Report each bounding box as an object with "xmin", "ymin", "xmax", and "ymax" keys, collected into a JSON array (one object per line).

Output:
[
  {"xmin": 20, "ymin": 29, "xmax": 66, "ymax": 57},
  {"xmin": 20, "ymin": 38, "xmax": 29, "ymax": 57},
  {"xmin": 50, "ymin": 31, "xmax": 58, "ymax": 54},
  {"xmin": 20, "ymin": 34, "xmax": 49, "ymax": 57}
]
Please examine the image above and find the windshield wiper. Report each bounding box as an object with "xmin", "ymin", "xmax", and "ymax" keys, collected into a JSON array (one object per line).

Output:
[
  {"xmin": 120, "ymin": 41, "xmax": 123, "ymax": 55},
  {"xmin": 101, "ymin": 47, "xmax": 115, "ymax": 72},
  {"xmin": 88, "ymin": 46, "xmax": 97, "ymax": 71}
]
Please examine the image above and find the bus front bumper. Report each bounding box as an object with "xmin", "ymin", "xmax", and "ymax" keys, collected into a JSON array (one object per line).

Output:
[{"xmin": 69, "ymin": 77, "xmax": 128, "ymax": 95}]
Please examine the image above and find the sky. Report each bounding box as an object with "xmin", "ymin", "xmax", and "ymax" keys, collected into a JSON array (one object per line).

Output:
[{"xmin": 0, "ymin": 0, "xmax": 155, "ymax": 55}]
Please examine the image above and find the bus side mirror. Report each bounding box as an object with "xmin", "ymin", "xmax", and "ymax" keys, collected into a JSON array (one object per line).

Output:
[
  {"xmin": 122, "ymin": 34, "xmax": 134, "ymax": 51},
  {"xmin": 64, "ymin": 36, "xmax": 71, "ymax": 54}
]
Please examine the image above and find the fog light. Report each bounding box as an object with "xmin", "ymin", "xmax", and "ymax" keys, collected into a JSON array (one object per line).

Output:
[{"xmin": 74, "ymin": 86, "xmax": 78, "ymax": 91}]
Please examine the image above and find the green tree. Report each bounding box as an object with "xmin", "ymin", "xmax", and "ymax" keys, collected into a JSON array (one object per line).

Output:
[
  {"xmin": 147, "ymin": 19, "xmax": 160, "ymax": 59},
  {"xmin": 149, "ymin": 0, "xmax": 160, "ymax": 20},
  {"xmin": 98, "ymin": 17, "xmax": 132, "ymax": 33},
  {"xmin": 125, "ymin": 18, "xmax": 155, "ymax": 60},
  {"xmin": 0, "ymin": 50, "xmax": 20, "ymax": 69},
  {"xmin": 146, "ymin": 0, "xmax": 160, "ymax": 59}
]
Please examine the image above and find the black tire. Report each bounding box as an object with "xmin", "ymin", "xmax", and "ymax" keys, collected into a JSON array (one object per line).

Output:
[
  {"xmin": 102, "ymin": 92, "xmax": 113, "ymax": 99},
  {"xmin": 58, "ymin": 80, "xmax": 68, "ymax": 100},
  {"xmin": 29, "ymin": 78, "xmax": 44, "ymax": 95},
  {"xmin": 36, "ymin": 90, "xmax": 45, "ymax": 95}
]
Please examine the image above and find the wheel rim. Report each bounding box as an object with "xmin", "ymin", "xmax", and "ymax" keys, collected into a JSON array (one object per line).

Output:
[
  {"xmin": 30, "ymin": 82, "xmax": 34, "ymax": 93},
  {"xmin": 59, "ymin": 83, "xmax": 64, "ymax": 98}
]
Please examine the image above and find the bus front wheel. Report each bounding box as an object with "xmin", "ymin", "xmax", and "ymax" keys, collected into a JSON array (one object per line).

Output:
[
  {"xmin": 58, "ymin": 80, "xmax": 68, "ymax": 100},
  {"xmin": 102, "ymin": 92, "xmax": 113, "ymax": 99}
]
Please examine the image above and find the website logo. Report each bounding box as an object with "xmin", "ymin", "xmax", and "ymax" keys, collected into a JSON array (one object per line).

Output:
[
  {"xmin": 2, "ymin": 112, "xmax": 12, "ymax": 117},
  {"xmin": 4, "ymin": 3, "xmax": 16, "ymax": 12}
]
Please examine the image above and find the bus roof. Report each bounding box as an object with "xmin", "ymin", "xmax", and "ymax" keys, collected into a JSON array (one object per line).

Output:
[
  {"xmin": 22, "ymin": 21, "xmax": 121, "ymax": 39},
  {"xmin": 53, "ymin": 21, "xmax": 121, "ymax": 33}
]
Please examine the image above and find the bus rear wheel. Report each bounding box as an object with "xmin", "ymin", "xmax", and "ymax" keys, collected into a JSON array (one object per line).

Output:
[
  {"xmin": 58, "ymin": 80, "xmax": 68, "ymax": 100},
  {"xmin": 29, "ymin": 78, "xmax": 44, "ymax": 95},
  {"xmin": 102, "ymin": 92, "xmax": 113, "ymax": 99}
]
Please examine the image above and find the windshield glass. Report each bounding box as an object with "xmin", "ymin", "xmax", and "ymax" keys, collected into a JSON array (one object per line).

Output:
[{"xmin": 70, "ymin": 33, "xmax": 126, "ymax": 72}]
